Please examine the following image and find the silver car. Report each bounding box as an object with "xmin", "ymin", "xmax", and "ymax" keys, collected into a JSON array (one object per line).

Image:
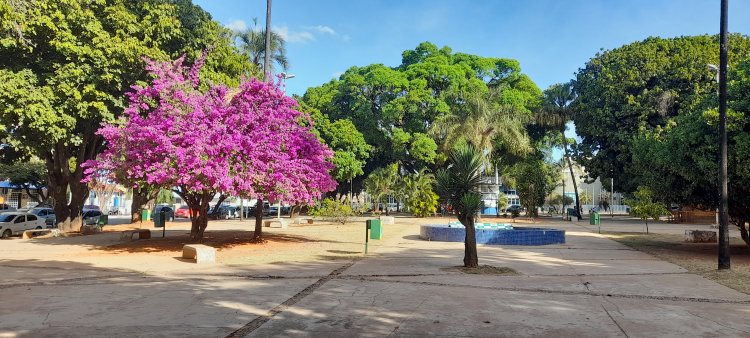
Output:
[{"xmin": 28, "ymin": 207, "xmax": 56, "ymax": 227}]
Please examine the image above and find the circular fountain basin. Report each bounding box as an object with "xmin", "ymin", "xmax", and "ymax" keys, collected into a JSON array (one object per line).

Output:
[{"xmin": 420, "ymin": 223, "xmax": 565, "ymax": 245}]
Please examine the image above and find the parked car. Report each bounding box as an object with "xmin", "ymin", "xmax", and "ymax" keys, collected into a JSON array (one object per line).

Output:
[
  {"xmin": 0, "ymin": 204, "xmax": 17, "ymax": 213},
  {"xmin": 0, "ymin": 212, "xmax": 46, "ymax": 238},
  {"xmin": 505, "ymin": 205, "xmax": 523, "ymax": 213},
  {"xmin": 82, "ymin": 205, "xmax": 101, "ymax": 211},
  {"xmin": 175, "ymin": 205, "xmax": 192, "ymax": 218},
  {"xmin": 82, "ymin": 210, "xmax": 103, "ymax": 225},
  {"xmin": 208, "ymin": 205, "xmax": 238, "ymax": 220},
  {"xmin": 152, "ymin": 205, "xmax": 175, "ymax": 221},
  {"xmin": 244, "ymin": 202, "xmax": 271, "ymax": 217},
  {"xmin": 28, "ymin": 207, "xmax": 56, "ymax": 227}
]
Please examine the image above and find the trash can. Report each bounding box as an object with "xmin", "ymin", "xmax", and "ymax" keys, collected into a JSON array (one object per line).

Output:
[
  {"xmin": 153, "ymin": 210, "xmax": 165, "ymax": 228},
  {"xmin": 141, "ymin": 209, "xmax": 151, "ymax": 221},
  {"xmin": 367, "ymin": 219, "xmax": 382, "ymax": 240},
  {"xmin": 98, "ymin": 214, "xmax": 108, "ymax": 225},
  {"xmin": 589, "ymin": 212, "xmax": 600, "ymax": 225}
]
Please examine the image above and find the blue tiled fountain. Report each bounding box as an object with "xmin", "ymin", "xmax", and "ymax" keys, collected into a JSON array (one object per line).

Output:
[{"xmin": 420, "ymin": 221, "xmax": 565, "ymax": 245}]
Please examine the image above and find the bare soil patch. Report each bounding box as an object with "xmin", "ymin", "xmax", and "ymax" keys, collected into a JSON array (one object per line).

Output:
[{"xmin": 603, "ymin": 232, "xmax": 750, "ymax": 294}]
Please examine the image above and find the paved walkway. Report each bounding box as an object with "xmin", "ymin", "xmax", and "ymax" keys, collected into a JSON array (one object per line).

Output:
[{"xmin": 1, "ymin": 218, "xmax": 748, "ymax": 337}]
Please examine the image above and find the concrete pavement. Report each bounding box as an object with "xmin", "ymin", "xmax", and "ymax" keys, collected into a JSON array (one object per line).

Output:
[{"xmin": 1, "ymin": 217, "xmax": 749, "ymax": 337}]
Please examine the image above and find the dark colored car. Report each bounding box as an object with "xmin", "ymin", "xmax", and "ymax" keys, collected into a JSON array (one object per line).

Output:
[
  {"xmin": 82, "ymin": 210, "xmax": 103, "ymax": 225},
  {"xmin": 505, "ymin": 205, "xmax": 523, "ymax": 213},
  {"xmin": 152, "ymin": 205, "xmax": 175, "ymax": 222},
  {"xmin": 208, "ymin": 205, "xmax": 238, "ymax": 220},
  {"xmin": 244, "ymin": 202, "xmax": 271, "ymax": 217}
]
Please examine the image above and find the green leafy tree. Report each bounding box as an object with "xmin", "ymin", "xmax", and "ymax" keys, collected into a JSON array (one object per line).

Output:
[
  {"xmin": 511, "ymin": 160, "xmax": 557, "ymax": 218},
  {"xmin": 364, "ymin": 163, "xmax": 399, "ymax": 216},
  {"xmin": 0, "ymin": 0, "xmax": 253, "ymax": 231},
  {"xmin": 572, "ymin": 34, "xmax": 750, "ymax": 195},
  {"xmin": 578, "ymin": 191, "xmax": 592, "ymax": 205},
  {"xmin": 435, "ymin": 144, "xmax": 484, "ymax": 267},
  {"xmin": 156, "ymin": 189, "xmax": 175, "ymax": 205},
  {"xmin": 0, "ymin": 160, "xmax": 49, "ymax": 204},
  {"xmin": 624, "ymin": 187, "xmax": 669, "ymax": 233}
]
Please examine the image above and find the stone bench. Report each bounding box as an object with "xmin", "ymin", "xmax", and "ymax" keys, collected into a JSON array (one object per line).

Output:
[
  {"xmin": 293, "ymin": 218, "xmax": 314, "ymax": 225},
  {"xmin": 119, "ymin": 229, "xmax": 151, "ymax": 241},
  {"xmin": 182, "ymin": 244, "xmax": 216, "ymax": 264},
  {"xmin": 379, "ymin": 216, "xmax": 395, "ymax": 225},
  {"xmin": 22, "ymin": 229, "xmax": 53, "ymax": 239},
  {"xmin": 685, "ymin": 230, "xmax": 717, "ymax": 243},
  {"xmin": 264, "ymin": 218, "xmax": 288, "ymax": 228}
]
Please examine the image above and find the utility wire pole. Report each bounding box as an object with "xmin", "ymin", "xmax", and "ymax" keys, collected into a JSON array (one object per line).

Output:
[
  {"xmin": 263, "ymin": 0, "xmax": 272, "ymax": 81},
  {"xmin": 718, "ymin": 0, "xmax": 731, "ymax": 270}
]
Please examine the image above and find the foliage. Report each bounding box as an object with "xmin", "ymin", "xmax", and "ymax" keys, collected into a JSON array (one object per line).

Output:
[
  {"xmin": 300, "ymin": 42, "xmax": 540, "ymax": 175},
  {"xmin": 548, "ymin": 194, "xmax": 574, "ymax": 211},
  {"xmin": 88, "ymin": 56, "xmax": 335, "ymax": 240},
  {"xmin": 0, "ymin": 0, "xmax": 253, "ymax": 231},
  {"xmin": 624, "ymin": 187, "xmax": 669, "ymax": 233},
  {"xmin": 303, "ymin": 103, "xmax": 371, "ymax": 184},
  {"xmin": 0, "ymin": 160, "xmax": 49, "ymax": 204},
  {"xmin": 572, "ymin": 35, "xmax": 750, "ymax": 193},
  {"xmin": 403, "ymin": 169, "xmax": 438, "ymax": 217},
  {"xmin": 156, "ymin": 189, "xmax": 175, "ymax": 205},
  {"xmin": 578, "ymin": 191, "xmax": 592, "ymax": 205},
  {"xmin": 234, "ymin": 18, "xmax": 287, "ymax": 74},
  {"xmin": 510, "ymin": 160, "xmax": 557, "ymax": 217},
  {"xmin": 308, "ymin": 198, "xmax": 354, "ymax": 224},
  {"xmin": 363, "ymin": 163, "xmax": 399, "ymax": 215},
  {"xmin": 435, "ymin": 143, "xmax": 485, "ymax": 267},
  {"xmin": 497, "ymin": 193, "xmax": 508, "ymax": 216}
]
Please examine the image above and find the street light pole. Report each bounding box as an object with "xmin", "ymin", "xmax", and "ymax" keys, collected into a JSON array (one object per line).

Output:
[
  {"xmin": 263, "ymin": 0, "xmax": 272, "ymax": 81},
  {"xmin": 718, "ymin": 0, "xmax": 731, "ymax": 270},
  {"xmin": 611, "ymin": 177, "xmax": 614, "ymax": 219}
]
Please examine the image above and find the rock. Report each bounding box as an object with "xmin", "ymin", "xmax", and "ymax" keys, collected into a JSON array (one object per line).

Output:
[
  {"xmin": 685, "ymin": 230, "xmax": 717, "ymax": 243},
  {"xmin": 182, "ymin": 244, "xmax": 216, "ymax": 264}
]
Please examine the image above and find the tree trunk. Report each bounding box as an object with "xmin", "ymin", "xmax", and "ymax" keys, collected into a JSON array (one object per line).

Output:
[
  {"xmin": 186, "ymin": 192, "xmax": 212, "ymax": 241},
  {"xmin": 738, "ymin": 218, "xmax": 750, "ymax": 247},
  {"xmin": 46, "ymin": 142, "xmax": 91, "ymax": 233},
  {"xmin": 562, "ymin": 136, "xmax": 581, "ymax": 221},
  {"xmin": 131, "ymin": 186, "xmax": 156, "ymax": 223},
  {"xmin": 253, "ymin": 198, "xmax": 264, "ymax": 241},
  {"xmin": 459, "ymin": 214, "xmax": 479, "ymax": 267},
  {"xmin": 645, "ymin": 221, "xmax": 649, "ymax": 234}
]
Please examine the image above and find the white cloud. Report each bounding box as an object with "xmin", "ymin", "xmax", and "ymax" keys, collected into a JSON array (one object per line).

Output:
[
  {"xmin": 274, "ymin": 25, "xmax": 316, "ymax": 43},
  {"xmin": 225, "ymin": 19, "xmax": 247, "ymax": 32},
  {"xmin": 306, "ymin": 25, "xmax": 336, "ymax": 35}
]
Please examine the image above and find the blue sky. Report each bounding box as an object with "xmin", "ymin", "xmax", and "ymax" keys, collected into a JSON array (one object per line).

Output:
[{"xmin": 195, "ymin": 0, "xmax": 750, "ymax": 97}]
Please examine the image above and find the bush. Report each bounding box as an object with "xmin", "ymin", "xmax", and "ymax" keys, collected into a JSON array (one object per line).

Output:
[
  {"xmin": 407, "ymin": 191, "xmax": 438, "ymax": 217},
  {"xmin": 308, "ymin": 198, "xmax": 355, "ymax": 224}
]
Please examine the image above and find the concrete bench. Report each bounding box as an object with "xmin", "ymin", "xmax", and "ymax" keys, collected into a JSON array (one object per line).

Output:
[
  {"xmin": 264, "ymin": 218, "xmax": 288, "ymax": 228},
  {"xmin": 22, "ymin": 229, "xmax": 53, "ymax": 239},
  {"xmin": 119, "ymin": 229, "xmax": 151, "ymax": 241},
  {"xmin": 685, "ymin": 230, "xmax": 717, "ymax": 243},
  {"xmin": 293, "ymin": 218, "xmax": 314, "ymax": 225},
  {"xmin": 379, "ymin": 216, "xmax": 395, "ymax": 225},
  {"xmin": 182, "ymin": 244, "xmax": 216, "ymax": 264}
]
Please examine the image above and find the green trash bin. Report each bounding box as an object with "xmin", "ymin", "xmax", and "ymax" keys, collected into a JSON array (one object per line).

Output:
[
  {"xmin": 141, "ymin": 209, "xmax": 151, "ymax": 222},
  {"xmin": 367, "ymin": 219, "xmax": 382, "ymax": 240},
  {"xmin": 589, "ymin": 212, "xmax": 600, "ymax": 225},
  {"xmin": 98, "ymin": 214, "xmax": 108, "ymax": 225}
]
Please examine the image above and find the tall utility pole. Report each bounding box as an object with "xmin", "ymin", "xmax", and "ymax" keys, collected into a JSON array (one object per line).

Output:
[
  {"xmin": 263, "ymin": 0, "xmax": 272, "ymax": 81},
  {"xmin": 718, "ymin": 0, "xmax": 731, "ymax": 270}
]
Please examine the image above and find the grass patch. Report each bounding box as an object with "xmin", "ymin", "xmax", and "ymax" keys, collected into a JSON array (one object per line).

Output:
[
  {"xmin": 443, "ymin": 265, "xmax": 518, "ymax": 275},
  {"xmin": 603, "ymin": 231, "xmax": 750, "ymax": 295}
]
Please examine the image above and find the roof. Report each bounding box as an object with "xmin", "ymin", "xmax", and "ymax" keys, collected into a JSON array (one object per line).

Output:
[{"xmin": 0, "ymin": 181, "xmax": 44, "ymax": 189}]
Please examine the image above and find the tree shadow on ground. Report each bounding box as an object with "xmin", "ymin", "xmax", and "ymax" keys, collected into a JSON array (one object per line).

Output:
[{"xmin": 102, "ymin": 230, "xmax": 344, "ymax": 253}]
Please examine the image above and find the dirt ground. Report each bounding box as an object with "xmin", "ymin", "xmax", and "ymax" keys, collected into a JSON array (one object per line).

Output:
[
  {"xmin": 604, "ymin": 231, "xmax": 750, "ymax": 294},
  {"xmin": 70, "ymin": 215, "xmax": 537, "ymax": 265}
]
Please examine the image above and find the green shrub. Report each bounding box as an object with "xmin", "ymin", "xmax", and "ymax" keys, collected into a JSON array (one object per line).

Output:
[
  {"xmin": 407, "ymin": 191, "xmax": 438, "ymax": 217},
  {"xmin": 309, "ymin": 198, "xmax": 355, "ymax": 224}
]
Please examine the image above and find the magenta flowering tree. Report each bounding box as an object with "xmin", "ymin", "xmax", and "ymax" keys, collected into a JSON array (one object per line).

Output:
[{"xmin": 87, "ymin": 55, "xmax": 336, "ymax": 240}]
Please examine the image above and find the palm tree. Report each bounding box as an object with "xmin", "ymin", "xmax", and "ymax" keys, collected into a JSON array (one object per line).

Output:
[
  {"xmin": 235, "ymin": 18, "xmax": 289, "ymax": 76},
  {"xmin": 364, "ymin": 163, "xmax": 399, "ymax": 216},
  {"xmin": 435, "ymin": 144, "xmax": 484, "ymax": 267},
  {"xmin": 430, "ymin": 87, "xmax": 531, "ymax": 158},
  {"xmin": 538, "ymin": 82, "xmax": 581, "ymax": 220}
]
